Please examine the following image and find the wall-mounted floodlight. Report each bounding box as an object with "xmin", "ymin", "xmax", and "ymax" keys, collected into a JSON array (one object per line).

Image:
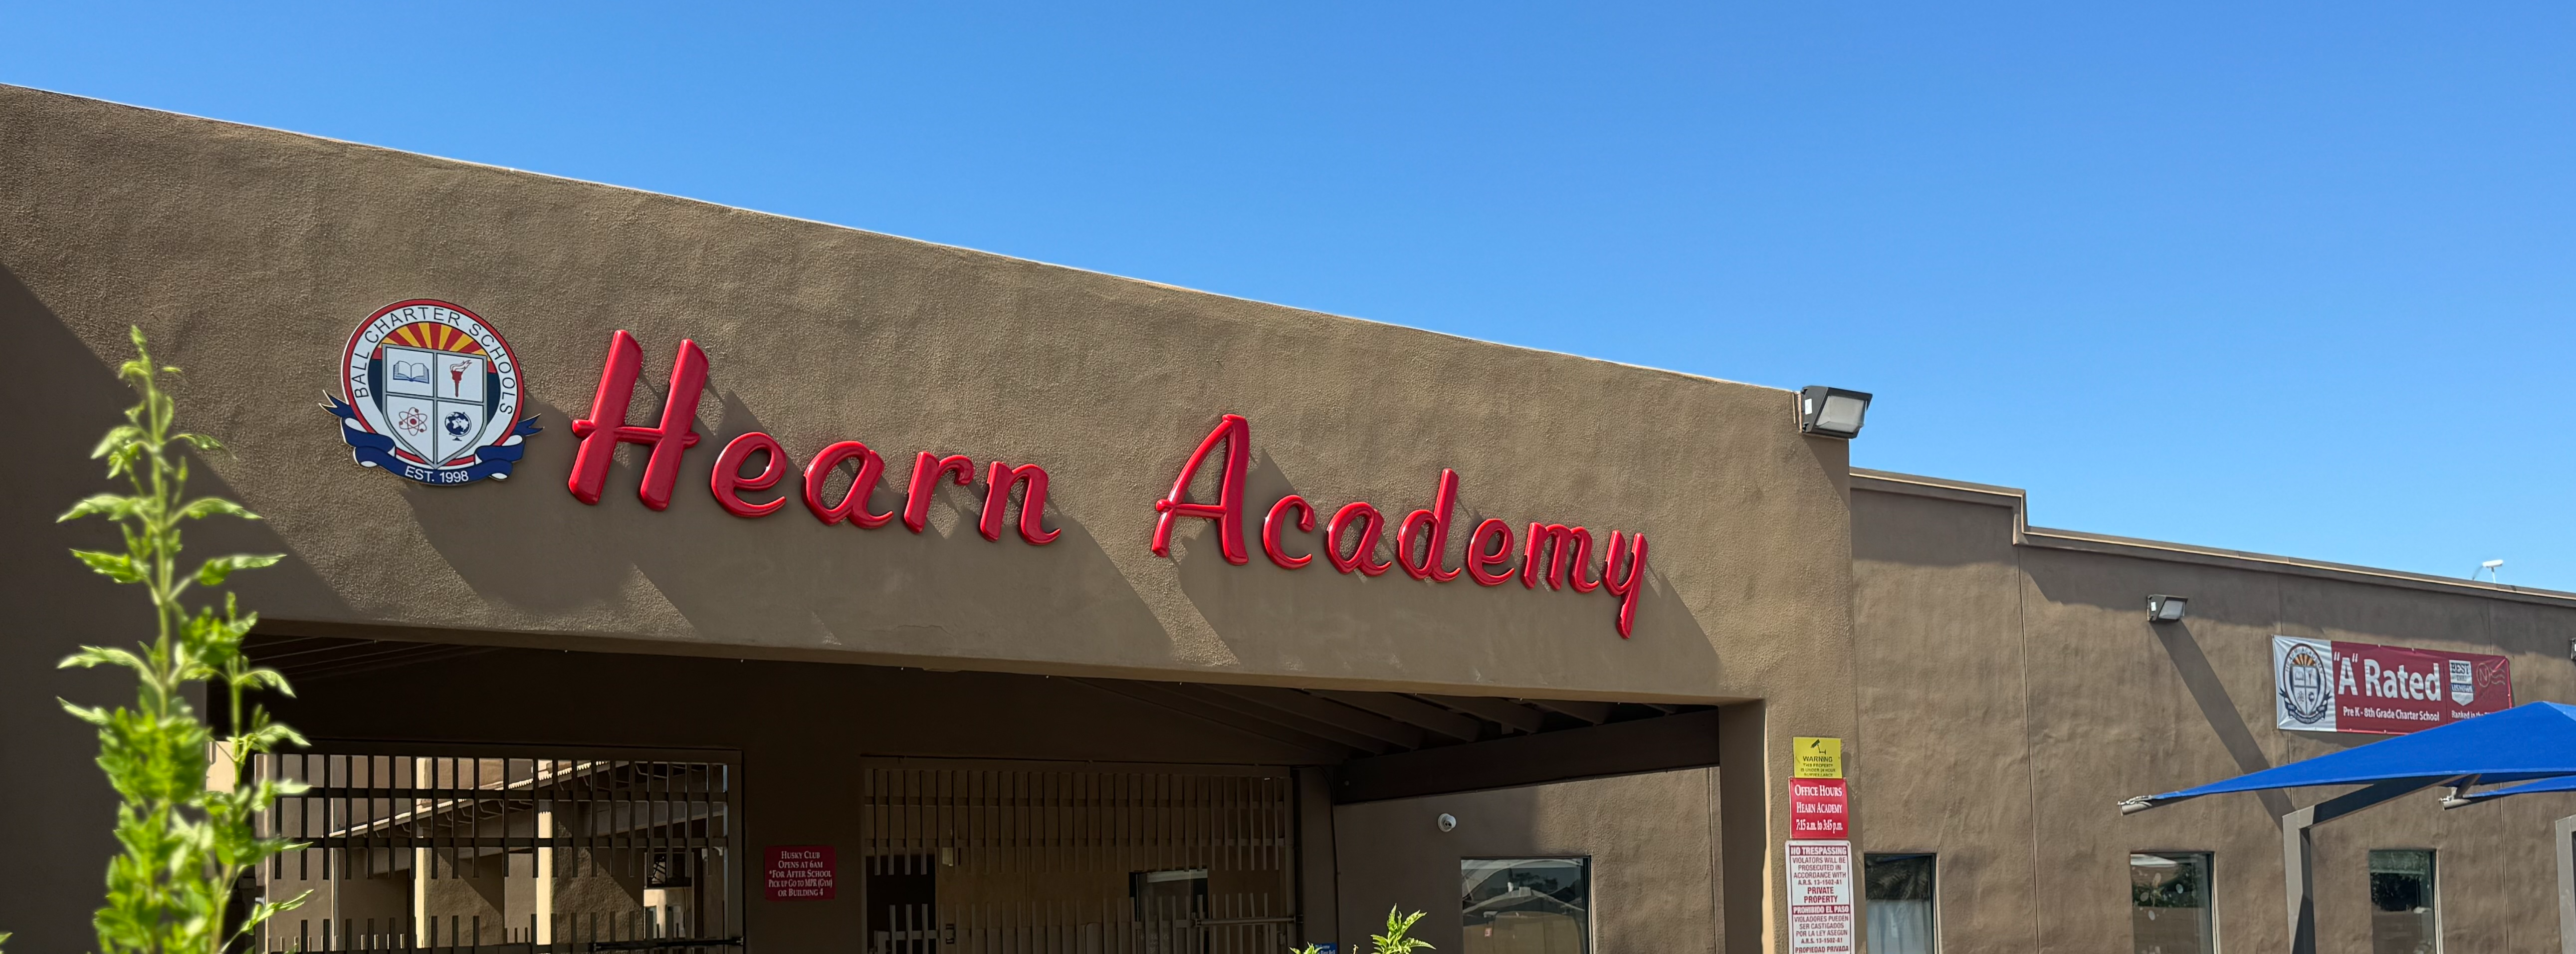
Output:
[
  {"xmin": 1800, "ymin": 386, "xmax": 1873, "ymax": 438},
  {"xmin": 2147, "ymin": 594, "xmax": 2188, "ymax": 623}
]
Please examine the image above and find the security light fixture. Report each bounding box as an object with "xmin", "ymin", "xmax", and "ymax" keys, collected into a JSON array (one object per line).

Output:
[
  {"xmin": 1799, "ymin": 386, "xmax": 1873, "ymax": 439},
  {"xmin": 1437, "ymin": 813, "xmax": 1458, "ymax": 833},
  {"xmin": 2147, "ymin": 594, "xmax": 2188, "ymax": 623}
]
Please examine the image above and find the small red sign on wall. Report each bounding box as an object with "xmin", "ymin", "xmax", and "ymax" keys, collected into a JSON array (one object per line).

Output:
[
  {"xmin": 765, "ymin": 845, "xmax": 836, "ymax": 901},
  {"xmin": 1790, "ymin": 778, "xmax": 1848, "ymax": 839}
]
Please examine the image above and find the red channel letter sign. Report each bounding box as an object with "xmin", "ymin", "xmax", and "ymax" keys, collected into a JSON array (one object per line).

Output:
[
  {"xmin": 764, "ymin": 845, "xmax": 836, "ymax": 901},
  {"xmin": 1150, "ymin": 415, "xmax": 1652, "ymax": 638},
  {"xmin": 1789, "ymin": 778, "xmax": 1849, "ymax": 839},
  {"xmin": 2272, "ymin": 636, "xmax": 2513, "ymax": 735},
  {"xmin": 565, "ymin": 331, "xmax": 1060, "ymax": 545}
]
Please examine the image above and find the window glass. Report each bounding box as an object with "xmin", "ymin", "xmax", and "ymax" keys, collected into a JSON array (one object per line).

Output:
[
  {"xmin": 1461, "ymin": 857, "xmax": 1590, "ymax": 954},
  {"xmin": 2369, "ymin": 850, "xmax": 2438, "ymax": 954},
  {"xmin": 2130, "ymin": 852, "xmax": 2213, "ymax": 954},
  {"xmin": 1864, "ymin": 854, "xmax": 1937, "ymax": 954}
]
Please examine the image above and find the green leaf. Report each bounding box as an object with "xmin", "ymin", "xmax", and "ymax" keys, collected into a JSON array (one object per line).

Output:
[
  {"xmin": 70, "ymin": 549, "xmax": 145, "ymax": 583},
  {"xmin": 194, "ymin": 553, "xmax": 283, "ymax": 587},
  {"xmin": 1374, "ymin": 907, "xmax": 1433, "ymax": 954},
  {"xmin": 59, "ymin": 646, "xmax": 148, "ymax": 673},
  {"xmin": 175, "ymin": 496, "xmax": 258, "ymax": 521},
  {"xmin": 58, "ymin": 700, "xmax": 111, "ymax": 725},
  {"xmin": 89, "ymin": 424, "xmax": 143, "ymax": 460},
  {"xmin": 230, "ymin": 667, "xmax": 296, "ymax": 696},
  {"xmin": 58, "ymin": 493, "xmax": 138, "ymax": 522},
  {"xmin": 178, "ymin": 432, "xmax": 221, "ymax": 452}
]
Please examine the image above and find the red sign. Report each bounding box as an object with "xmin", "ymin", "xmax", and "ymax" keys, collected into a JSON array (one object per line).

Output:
[
  {"xmin": 2273, "ymin": 636, "xmax": 2513, "ymax": 735},
  {"xmin": 566, "ymin": 332, "xmax": 1061, "ymax": 544},
  {"xmin": 1789, "ymin": 778, "xmax": 1848, "ymax": 839},
  {"xmin": 1151, "ymin": 415, "xmax": 1652, "ymax": 638},
  {"xmin": 559, "ymin": 333, "xmax": 1659, "ymax": 639},
  {"xmin": 764, "ymin": 845, "xmax": 836, "ymax": 901}
]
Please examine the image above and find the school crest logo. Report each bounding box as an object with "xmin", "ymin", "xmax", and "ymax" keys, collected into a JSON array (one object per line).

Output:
[
  {"xmin": 2274, "ymin": 637, "xmax": 2336, "ymax": 729},
  {"xmin": 324, "ymin": 299, "xmax": 539, "ymax": 485}
]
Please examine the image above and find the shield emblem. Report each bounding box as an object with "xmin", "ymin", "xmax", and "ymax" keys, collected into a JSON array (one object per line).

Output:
[
  {"xmin": 2449, "ymin": 660, "xmax": 2475, "ymax": 706},
  {"xmin": 378, "ymin": 343, "xmax": 494, "ymax": 466}
]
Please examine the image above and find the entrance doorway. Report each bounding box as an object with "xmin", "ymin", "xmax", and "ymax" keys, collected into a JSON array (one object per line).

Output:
[{"xmin": 247, "ymin": 745, "xmax": 741, "ymax": 953}]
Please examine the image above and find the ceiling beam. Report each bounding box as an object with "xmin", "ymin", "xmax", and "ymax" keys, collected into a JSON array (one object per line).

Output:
[
  {"xmin": 1334, "ymin": 710, "xmax": 1725, "ymax": 803},
  {"xmin": 1204, "ymin": 687, "xmax": 1428, "ymax": 750},
  {"xmin": 1162, "ymin": 686, "xmax": 1399, "ymax": 755},
  {"xmin": 1310, "ymin": 690, "xmax": 1486, "ymax": 743},
  {"xmin": 1073, "ymin": 681, "xmax": 1358, "ymax": 761},
  {"xmin": 1415, "ymin": 694, "xmax": 1547, "ymax": 734},
  {"xmin": 1523, "ymin": 699, "xmax": 1616, "ymax": 725}
]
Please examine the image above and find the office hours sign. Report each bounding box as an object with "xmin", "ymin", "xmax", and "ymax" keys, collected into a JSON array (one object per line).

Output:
[{"xmin": 2273, "ymin": 636, "xmax": 2512, "ymax": 735}]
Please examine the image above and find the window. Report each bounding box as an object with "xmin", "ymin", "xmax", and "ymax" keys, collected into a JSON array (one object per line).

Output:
[
  {"xmin": 2369, "ymin": 850, "xmax": 2438, "ymax": 954},
  {"xmin": 1865, "ymin": 854, "xmax": 1937, "ymax": 954},
  {"xmin": 1462, "ymin": 857, "xmax": 1590, "ymax": 954},
  {"xmin": 2131, "ymin": 852, "xmax": 2213, "ymax": 954}
]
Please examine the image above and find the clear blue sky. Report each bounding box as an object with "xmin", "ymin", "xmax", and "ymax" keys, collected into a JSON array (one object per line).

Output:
[{"xmin": 10, "ymin": 2, "xmax": 2572, "ymax": 589}]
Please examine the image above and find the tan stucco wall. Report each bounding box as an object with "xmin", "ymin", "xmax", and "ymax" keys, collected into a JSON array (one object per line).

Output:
[
  {"xmin": 0, "ymin": 83, "xmax": 1853, "ymax": 702},
  {"xmin": 1, "ymin": 84, "xmax": 1855, "ymax": 952},
  {"xmin": 1331, "ymin": 769, "xmax": 1721, "ymax": 954},
  {"xmin": 1853, "ymin": 480, "xmax": 2576, "ymax": 952}
]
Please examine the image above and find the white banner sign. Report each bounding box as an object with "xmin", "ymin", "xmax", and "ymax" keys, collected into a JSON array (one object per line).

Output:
[{"xmin": 1787, "ymin": 840, "xmax": 1854, "ymax": 954}]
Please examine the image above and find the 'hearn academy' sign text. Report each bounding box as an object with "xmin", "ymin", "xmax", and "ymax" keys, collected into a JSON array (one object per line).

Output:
[{"xmin": 565, "ymin": 333, "xmax": 1651, "ymax": 638}]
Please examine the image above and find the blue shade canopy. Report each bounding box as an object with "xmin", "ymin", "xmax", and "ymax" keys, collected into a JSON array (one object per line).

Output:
[{"xmin": 2123, "ymin": 702, "xmax": 2576, "ymax": 813}]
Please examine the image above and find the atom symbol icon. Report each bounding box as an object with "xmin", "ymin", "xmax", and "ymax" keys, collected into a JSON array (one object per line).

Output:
[{"xmin": 397, "ymin": 408, "xmax": 428, "ymax": 434}]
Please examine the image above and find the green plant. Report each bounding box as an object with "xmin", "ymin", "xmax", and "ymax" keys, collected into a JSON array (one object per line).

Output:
[
  {"xmin": 55, "ymin": 327, "xmax": 310, "ymax": 954},
  {"xmin": 1295, "ymin": 906, "xmax": 1433, "ymax": 954}
]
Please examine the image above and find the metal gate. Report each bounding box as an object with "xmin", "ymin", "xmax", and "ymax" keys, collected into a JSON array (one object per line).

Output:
[
  {"xmin": 249, "ymin": 745, "xmax": 741, "ymax": 953},
  {"xmin": 860, "ymin": 761, "xmax": 1298, "ymax": 954}
]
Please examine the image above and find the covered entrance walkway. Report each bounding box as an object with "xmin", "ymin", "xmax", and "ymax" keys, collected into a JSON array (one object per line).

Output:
[{"xmin": 234, "ymin": 634, "xmax": 1729, "ymax": 954}]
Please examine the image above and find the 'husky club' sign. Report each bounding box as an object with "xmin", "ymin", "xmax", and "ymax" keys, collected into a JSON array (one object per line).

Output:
[{"xmin": 2273, "ymin": 635, "xmax": 2513, "ymax": 734}]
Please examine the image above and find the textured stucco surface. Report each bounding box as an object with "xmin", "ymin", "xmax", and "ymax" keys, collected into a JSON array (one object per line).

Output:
[
  {"xmin": 0, "ymin": 85, "xmax": 1853, "ymax": 952},
  {"xmin": 1331, "ymin": 769, "xmax": 1720, "ymax": 954},
  {"xmin": 1853, "ymin": 484, "xmax": 2576, "ymax": 952}
]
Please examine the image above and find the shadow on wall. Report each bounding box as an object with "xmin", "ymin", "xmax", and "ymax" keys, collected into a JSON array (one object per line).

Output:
[
  {"xmin": 2153, "ymin": 621, "xmax": 2298, "ymax": 814},
  {"xmin": 1172, "ymin": 450, "xmax": 1719, "ymax": 687},
  {"xmin": 0, "ymin": 264, "xmax": 355, "ymax": 952}
]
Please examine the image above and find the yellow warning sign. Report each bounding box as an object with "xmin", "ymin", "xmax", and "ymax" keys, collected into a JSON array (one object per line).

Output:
[{"xmin": 1793, "ymin": 737, "xmax": 1843, "ymax": 778}]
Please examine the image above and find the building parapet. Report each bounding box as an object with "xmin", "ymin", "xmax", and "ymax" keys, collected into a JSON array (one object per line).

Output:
[{"xmin": 1852, "ymin": 468, "xmax": 2576, "ymax": 609}]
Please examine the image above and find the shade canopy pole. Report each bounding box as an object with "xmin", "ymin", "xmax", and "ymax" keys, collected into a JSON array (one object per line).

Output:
[
  {"xmin": 2280, "ymin": 778, "xmax": 2443, "ymax": 954},
  {"xmin": 2559, "ymin": 814, "xmax": 2576, "ymax": 954}
]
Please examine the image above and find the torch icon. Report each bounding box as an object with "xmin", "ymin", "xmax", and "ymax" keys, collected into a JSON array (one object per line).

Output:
[{"xmin": 448, "ymin": 360, "xmax": 471, "ymax": 396}]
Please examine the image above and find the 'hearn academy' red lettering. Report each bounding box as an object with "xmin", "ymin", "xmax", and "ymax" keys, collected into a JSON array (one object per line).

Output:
[
  {"xmin": 567, "ymin": 331, "xmax": 1055, "ymax": 547},
  {"xmin": 1151, "ymin": 414, "xmax": 1652, "ymax": 638}
]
